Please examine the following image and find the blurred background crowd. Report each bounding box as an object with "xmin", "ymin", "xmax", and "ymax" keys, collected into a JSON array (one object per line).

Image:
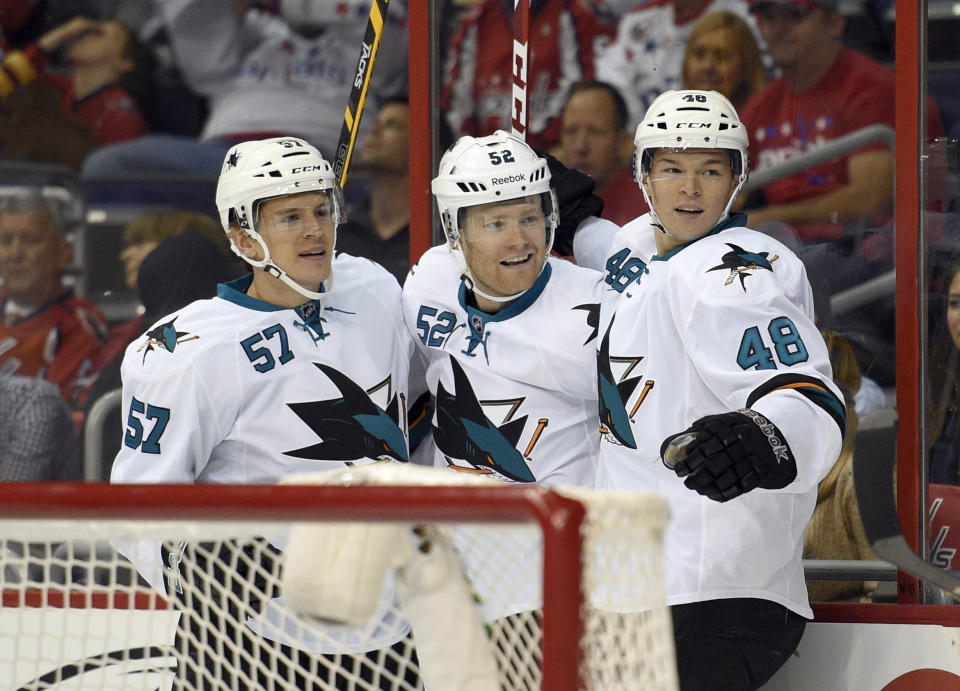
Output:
[{"xmin": 0, "ymin": 0, "xmax": 955, "ymax": 602}]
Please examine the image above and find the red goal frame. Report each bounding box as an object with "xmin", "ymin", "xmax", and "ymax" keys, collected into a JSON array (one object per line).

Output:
[{"xmin": 0, "ymin": 481, "xmax": 586, "ymax": 691}]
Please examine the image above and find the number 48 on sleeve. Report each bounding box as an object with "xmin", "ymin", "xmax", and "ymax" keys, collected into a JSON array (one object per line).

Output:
[{"xmin": 737, "ymin": 316, "xmax": 808, "ymax": 371}]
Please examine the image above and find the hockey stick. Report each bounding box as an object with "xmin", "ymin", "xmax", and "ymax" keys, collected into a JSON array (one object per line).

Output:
[
  {"xmin": 510, "ymin": 0, "xmax": 530, "ymax": 139},
  {"xmin": 853, "ymin": 425, "xmax": 960, "ymax": 600},
  {"xmin": 333, "ymin": 0, "xmax": 391, "ymax": 189}
]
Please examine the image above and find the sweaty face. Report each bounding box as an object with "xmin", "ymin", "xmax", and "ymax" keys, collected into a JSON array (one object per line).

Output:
[
  {"xmin": 643, "ymin": 149, "xmax": 738, "ymax": 254},
  {"xmin": 236, "ymin": 190, "xmax": 336, "ymax": 304},
  {"xmin": 684, "ymin": 28, "xmax": 744, "ymax": 100},
  {"xmin": 0, "ymin": 209, "xmax": 70, "ymax": 307},
  {"xmin": 947, "ymin": 270, "xmax": 960, "ymax": 352},
  {"xmin": 560, "ymin": 89, "xmax": 625, "ymax": 186},
  {"xmin": 459, "ymin": 196, "xmax": 549, "ymax": 312}
]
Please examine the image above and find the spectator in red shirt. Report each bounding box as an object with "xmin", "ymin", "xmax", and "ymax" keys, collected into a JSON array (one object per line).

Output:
[
  {"xmin": 740, "ymin": 0, "xmax": 942, "ymax": 247},
  {"xmin": 557, "ymin": 79, "xmax": 648, "ymax": 226},
  {"xmin": 0, "ymin": 191, "xmax": 108, "ymax": 407},
  {"xmin": 0, "ymin": 16, "xmax": 150, "ymax": 146},
  {"xmin": 442, "ymin": 0, "xmax": 614, "ymax": 152}
]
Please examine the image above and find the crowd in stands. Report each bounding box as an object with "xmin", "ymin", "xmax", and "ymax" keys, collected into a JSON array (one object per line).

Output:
[{"xmin": 0, "ymin": 0, "xmax": 954, "ymax": 609}]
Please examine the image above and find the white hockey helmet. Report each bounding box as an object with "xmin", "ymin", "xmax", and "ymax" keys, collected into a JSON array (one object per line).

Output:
[
  {"xmin": 633, "ymin": 89, "xmax": 749, "ymax": 231},
  {"xmin": 431, "ymin": 130, "xmax": 558, "ymax": 304},
  {"xmin": 216, "ymin": 136, "xmax": 344, "ymax": 301}
]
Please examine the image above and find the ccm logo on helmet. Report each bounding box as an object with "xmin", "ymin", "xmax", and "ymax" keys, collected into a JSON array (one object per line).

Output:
[
  {"xmin": 491, "ymin": 173, "xmax": 527, "ymax": 186},
  {"xmin": 676, "ymin": 122, "xmax": 711, "ymax": 129},
  {"xmin": 291, "ymin": 165, "xmax": 327, "ymax": 173}
]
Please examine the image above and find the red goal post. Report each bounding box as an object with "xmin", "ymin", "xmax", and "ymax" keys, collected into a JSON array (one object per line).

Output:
[{"xmin": 0, "ymin": 469, "xmax": 675, "ymax": 690}]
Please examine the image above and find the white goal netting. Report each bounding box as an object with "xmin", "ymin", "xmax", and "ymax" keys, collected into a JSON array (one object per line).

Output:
[{"xmin": 0, "ymin": 465, "xmax": 676, "ymax": 690}]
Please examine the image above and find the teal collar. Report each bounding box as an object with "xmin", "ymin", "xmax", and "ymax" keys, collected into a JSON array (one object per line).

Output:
[
  {"xmin": 651, "ymin": 212, "xmax": 748, "ymax": 262},
  {"xmin": 217, "ymin": 274, "xmax": 323, "ymax": 316},
  {"xmin": 458, "ymin": 262, "xmax": 551, "ymax": 327}
]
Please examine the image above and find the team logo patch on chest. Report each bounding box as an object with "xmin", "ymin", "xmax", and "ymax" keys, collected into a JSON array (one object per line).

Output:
[
  {"xmin": 284, "ymin": 364, "xmax": 408, "ymax": 464},
  {"xmin": 597, "ymin": 315, "xmax": 654, "ymax": 450},
  {"xmin": 433, "ymin": 355, "xmax": 547, "ymax": 483},
  {"xmin": 138, "ymin": 318, "xmax": 199, "ymax": 362},
  {"xmin": 706, "ymin": 243, "xmax": 778, "ymax": 291}
]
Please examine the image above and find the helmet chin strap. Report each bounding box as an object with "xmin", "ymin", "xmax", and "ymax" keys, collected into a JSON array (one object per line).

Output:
[
  {"xmin": 463, "ymin": 274, "xmax": 525, "ymax": 304},
  {"xmin": 640, "ymin": 176, "xmax": 675, "ymax": 240},
  {"xmin": 263, "ymin": 262, "xmax": 332, "ymax": 301},
  {"xmin": 453, "ymin": 227, "xmax": 554, "ymax": 307},
  {"xmin": 641, "ymin": 173, "xmax": 747, "ymax": 241},
  {"xmin": 244, "ymin": 229, "xmax": 335, "ymax": 302}
]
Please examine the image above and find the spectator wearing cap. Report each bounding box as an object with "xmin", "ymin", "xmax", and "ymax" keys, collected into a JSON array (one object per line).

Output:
[
  {"xmin": 557, "ymin": 80, "xmax": 648, "ymax": 226},
  {"xmin": 739, "ymin": 0, "xmax": 943, "ymax": 272}
]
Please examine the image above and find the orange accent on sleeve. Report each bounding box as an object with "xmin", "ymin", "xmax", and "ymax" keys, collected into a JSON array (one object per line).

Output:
[{"xmin": 774, "ymin": 382, "xmax": 829, "ymax": 394}]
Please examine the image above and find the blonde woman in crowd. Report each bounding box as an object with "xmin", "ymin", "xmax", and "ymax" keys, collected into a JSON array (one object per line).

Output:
[
  {"xmin": 803, "ymin": 328, "xmax": 879, "ymax": 601},
  {"xmin": 682, "ymin": 10, "xmax": 768, "ymax": 111}
]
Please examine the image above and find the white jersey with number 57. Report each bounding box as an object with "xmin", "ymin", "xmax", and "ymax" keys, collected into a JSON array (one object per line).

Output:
[
  {"xmin": 112, "ymin": 256, "xmax": 413, "ymax": 486},
  {"xmin": 110, "ymin": 255, "xmax": 414, "ymax": 654}
]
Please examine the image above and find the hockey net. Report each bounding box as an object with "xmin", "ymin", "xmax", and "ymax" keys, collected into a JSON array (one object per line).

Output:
[{"xmin": 0, "ymin": 465, "xmax": 676, "ymax": 690}]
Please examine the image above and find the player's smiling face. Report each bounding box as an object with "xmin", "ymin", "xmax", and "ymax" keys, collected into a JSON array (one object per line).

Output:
[
  {"xmin": 643, "ymin": 148, "xmax": 738, "ymax": 254},
  {"xmin": 460, "ymin": 196, "xmax": 549, "ymax": 312},
  {"xmin": 233, "ymin": 190, "xmax": 336, "ymax": 305}
]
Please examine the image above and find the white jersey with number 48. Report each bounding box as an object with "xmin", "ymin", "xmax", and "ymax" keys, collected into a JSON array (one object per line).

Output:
[{"xmin": 596, "ymin": 213, "xmax": 845, "ymax": 618}]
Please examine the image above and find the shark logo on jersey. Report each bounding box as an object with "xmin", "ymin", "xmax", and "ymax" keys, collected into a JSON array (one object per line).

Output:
[
  {"xmin": 284, "ymin": 363, "xmax": 408, "ymax": 463},
  {"xmin": 597, "ymin": 316, "xmax": 640, "ymax": 449},
  {"xmin": 433, "ymin": 355, "xmax": 536, "ymax": 482},
  {"xmin": 137, "ymin": 317, "xmax": 199, "ymax": 362},
  {"xmin": 573, "ymin": 302, "xmax": 601, "ymax": 345},
  {"xmin": 706, "ymin": 243, "xmax": 778, "ymax": 290},
  {"xmin": 15, "ymin": 646, "xmax": 177, "ymax": 688}
]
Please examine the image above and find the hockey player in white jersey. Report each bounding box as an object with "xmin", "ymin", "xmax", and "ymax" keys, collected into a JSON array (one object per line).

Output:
[
  {"xmin": 402, "ymin": 130, "xmax": 606, "ymax": 487},
  {"xmin": 110, "ymin": 137, "xmax": 417, "ymax": 689},
  {"xmin": 596, "ymin": 90, "xmax": 845, "ymax": 689}
]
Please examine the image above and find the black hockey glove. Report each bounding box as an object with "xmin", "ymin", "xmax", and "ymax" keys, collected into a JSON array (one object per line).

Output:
[
  {"xmin": 537, "ymin": 151, "xmax": 604, "ymax": 256},
  {"xmin": 659, "ymin": 409, "xmax": 797, "ymax": 503}
]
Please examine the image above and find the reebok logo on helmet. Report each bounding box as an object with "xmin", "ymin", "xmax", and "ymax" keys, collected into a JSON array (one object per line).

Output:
[{"xmin": 491, "ymin": 173, "xmax": 526, "ymax": 186}]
